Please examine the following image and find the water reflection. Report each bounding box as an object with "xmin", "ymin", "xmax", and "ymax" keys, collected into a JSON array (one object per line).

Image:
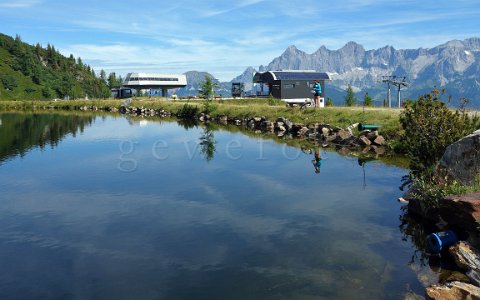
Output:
[
  {"xmin": 0, "ymin": 113, "xmax": 420, "ymax": 299},
  {"xmin": 199, "ymin": 124, "xmax": 216, "ymax": 162},
  {"xmin": 0, "ymin": 112, "xmax": 95, "ymax": 164}
]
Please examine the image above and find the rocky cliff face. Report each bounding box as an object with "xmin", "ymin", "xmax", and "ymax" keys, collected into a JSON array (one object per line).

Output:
[
  {"xmin": 248, "ymin": 38, "xmax": 480, "ymax": 107},
  {"xmin": 231, "ymin": 66, "xmax": 257, "ymax": 92},
  {"xmin": 174, "ymin": 71, "xmax": 230, "ymax": 97}
]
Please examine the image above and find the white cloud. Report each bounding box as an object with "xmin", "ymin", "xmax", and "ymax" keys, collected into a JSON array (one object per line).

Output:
[{"xmin": 0, "ymin": 0, "xmax": 41, "ymax": 8}]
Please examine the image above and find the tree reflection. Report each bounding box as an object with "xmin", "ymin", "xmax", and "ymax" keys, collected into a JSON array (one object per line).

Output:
[
  {"xmin": 399, "ymin": 206, "xmax": 434, "ymax": 267},
  {"xmin": 0, "ymin": 113, "xmax": 95, "ymax": 164},
  {"xmin": 199, "ymin": 124, "xmax": 216, "ymax": 162}
]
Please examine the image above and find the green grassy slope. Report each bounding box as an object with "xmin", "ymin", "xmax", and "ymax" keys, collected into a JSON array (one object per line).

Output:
[{"xmin": 0, "ymin": 33, "xmax": 110, "ymax": 100}]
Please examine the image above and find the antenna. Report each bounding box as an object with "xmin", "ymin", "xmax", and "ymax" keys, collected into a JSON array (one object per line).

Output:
[{"xmin": 382, "ymin": 76, "xmax": 409, "ymax": 107}]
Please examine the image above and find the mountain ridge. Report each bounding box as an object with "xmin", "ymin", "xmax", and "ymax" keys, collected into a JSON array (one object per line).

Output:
[{"xmin": 240, "ymin": 37, "xmax": 480, "ymax": 107}]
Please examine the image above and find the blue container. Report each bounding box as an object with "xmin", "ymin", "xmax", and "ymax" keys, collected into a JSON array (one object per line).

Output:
[{"xmin": 426, "ymin": 230, "xmax": 458, "ymax": 253}]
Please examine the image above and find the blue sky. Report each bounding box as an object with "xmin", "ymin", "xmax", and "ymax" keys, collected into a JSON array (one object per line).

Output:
[{"xmin": 0, "ymin": 0, "xmax": 479, "ymax": 81}]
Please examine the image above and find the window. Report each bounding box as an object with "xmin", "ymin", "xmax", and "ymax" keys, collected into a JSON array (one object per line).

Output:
[{"xmin": 127, "ymin": 77, "xmax": 180, "ymax": 82}]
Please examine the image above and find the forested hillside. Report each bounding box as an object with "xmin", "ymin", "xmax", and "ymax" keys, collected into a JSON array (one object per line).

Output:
[{"xmin": 0, "ymin": 33, "xmax": 117, "ymax": 100}]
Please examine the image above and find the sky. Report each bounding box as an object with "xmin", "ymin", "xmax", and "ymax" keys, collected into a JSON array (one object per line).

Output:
[{"xmin": 0, "ymin": 0, "xmax": 479, "ymax": 81}]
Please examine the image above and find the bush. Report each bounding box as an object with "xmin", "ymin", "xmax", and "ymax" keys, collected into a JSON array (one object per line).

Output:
[
  {"xmin": 400, "ymin": 89, "xmax": 480, "ymax": 175},
  {"xmin": 1, "ymin": 74, "xmax": 17, "ymax": 90},
  {"xmin": 202, "ymin": 98, "xmax": 217, "ymax": 114},
  {"xmin": 177, "ymin": 103, "xmax": 199, "ymax": 119},
  {"xmin": 326, "ymin": 97, "xmax": 334, "ymax": 107}
]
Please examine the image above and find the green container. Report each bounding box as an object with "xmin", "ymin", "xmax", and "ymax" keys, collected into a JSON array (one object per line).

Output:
[{"xmin": 359, "ymin": 123, "xmax": 382, "ymax": 131}]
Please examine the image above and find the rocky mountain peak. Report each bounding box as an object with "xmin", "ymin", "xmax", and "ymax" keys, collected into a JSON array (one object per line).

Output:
[{"xmin": 239, "ymin": 37, "xmax": 480, "ymax": 108}]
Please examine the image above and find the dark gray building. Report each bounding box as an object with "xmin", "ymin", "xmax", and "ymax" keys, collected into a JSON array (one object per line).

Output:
[
  {"xmin": 231, "ymin": 82, "xmax": 244, "ymax": 98},
  {"xmin": 253, "ymin": 70, "xmax": 331, "ymax": 105}
]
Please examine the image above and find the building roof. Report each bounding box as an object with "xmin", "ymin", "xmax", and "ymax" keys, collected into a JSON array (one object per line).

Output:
[
  {"xmin": 253, "ymin": 71, "xmax": 331, "ymax": 83},
  {"xmin": 123, "ymin": 72, "xmax": 187, "ymax": 88}
]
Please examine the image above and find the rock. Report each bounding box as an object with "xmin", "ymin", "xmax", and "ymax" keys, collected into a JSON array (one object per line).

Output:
[
  {"xmin": 235, "ymin": 119, "xmax": 242, "ymax": 126},
  {"xmin": 325, "ymin": 134, "xmax": 337, "ymax": 143},
  {"xmin": 374, "ymin": 146, "xmax": 386, "ymax": 155},
  {"xmin": 322, "ymin": 127, "xmax": 330, "ymax": 136},
  {"xmin": 367, "ymin": 130, "xmax": 379, "ymax": 141},
  {"xmin": 276, "ymin": 117, "xmax": 286, "ymax": 123},
  {"xmin": 297, "ymin": 126, "xmax": 309, "ymax": 137},
  {"xmin": 334, "ymin": 129, "xmax": 352, "ymax": 143},
  {"xmin": 253, "ymin": 117, "xmax": 262, "ymax": 122},
  {"xmin": 337, "ymin": 147, "xmax": 351, "ymax": 156},
  {"xmin": 449, "ymin": 242, "xmax": 480, "ymax": 286},
  {"xmin": 284, "ymin": 120, "xmax": 293, "ymax": 131},
  {"xmin": 358, "ymin": 136, "xmax": 372, "ymax": 146},
  {"xmin": 404, "ymin": 291, "xmax": 425, "ymax": 300},
  {"xmin": 439, "ymin": 271, "xmax": 470, "ymax": 284},
  {"xmin": 362, "ymin": 146, "xmax": 371, "ymax": 153},
  {"xmin": 373, "ymin": 135, "xmax": 386, "ymax": 146},
  {"xmin": 247, "ymin": 119, "xmax": 256, "ymax": 129},
  {"xmin": 425, "ymin": 281, "xmax": 480, "ymax": 300},
  {"xmin": 359, "ymin": 129, "xmax": 371, "ymax": 137},
  {"xmin": 436, "ymin": 131, "xmax": 480, "ymax": 185},
  {"xmin": 438, "ymin": 193, "xmax": 480, "ymax": 230},
  {"xmin": 277, "ymin": 125, "xmax": 286, "ymax": 132}
]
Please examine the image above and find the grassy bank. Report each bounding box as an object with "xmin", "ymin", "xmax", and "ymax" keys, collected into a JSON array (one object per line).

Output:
[{"xmin": 0, "ymin": 98, "xmax": 403, "ymax": 138}]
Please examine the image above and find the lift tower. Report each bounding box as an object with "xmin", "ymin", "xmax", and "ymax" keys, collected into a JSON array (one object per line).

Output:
[{"xmin": 382, "ymin": 76, "xmax": 409, "ymax": 107}]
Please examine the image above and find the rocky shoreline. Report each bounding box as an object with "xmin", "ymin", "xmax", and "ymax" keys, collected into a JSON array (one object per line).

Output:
[{"xmin": 78, "ymin": 104, "xmax": 389, "ymax": 154}]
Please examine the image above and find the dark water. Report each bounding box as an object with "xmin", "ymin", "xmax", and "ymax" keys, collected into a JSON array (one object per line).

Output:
[{"xmin": 0, "ymin": 113, "xmax": 432, "ymax": 299}]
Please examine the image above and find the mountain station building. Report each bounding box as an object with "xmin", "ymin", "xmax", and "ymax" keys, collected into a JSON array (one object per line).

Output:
[
  {"xmin": 253, "ymin": 70, "xmax": 331, "ymax": 106},
  {"xmin": 122, "ymin": 73, "xmax": 187, "ymax": 97}
]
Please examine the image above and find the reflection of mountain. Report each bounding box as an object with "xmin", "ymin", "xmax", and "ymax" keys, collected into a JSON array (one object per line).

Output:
[{"xmin": 0, "ymin": 113, "xmax": 95, "ymax": 163}]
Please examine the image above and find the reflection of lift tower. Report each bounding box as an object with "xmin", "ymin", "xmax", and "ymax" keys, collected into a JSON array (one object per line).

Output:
[{"xmin": 382, "ymin": 76, "xmax": 409, "ymax": 108}]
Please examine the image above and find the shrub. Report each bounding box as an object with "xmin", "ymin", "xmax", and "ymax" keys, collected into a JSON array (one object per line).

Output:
[
  {"xmin": 326, "ymin": 97, "xmax": 334, "ymax": 107},
  {"xmin": 1, "ymin": 74, "xmax": 17, "ymax": 90},
  {"xmin": 363, "ymin": 92, "xmax": 373, "ymax": 107},
  {"xmin": 177, "ymin": 103, "xmax": 199, "ymax": 119},
  {"xmin": 202, "ymin": 98, "xmax": 217, "ymax": 114},
  {"xmin": 400, "ymin": 89, "xmax": 479, "ymax": 175}
]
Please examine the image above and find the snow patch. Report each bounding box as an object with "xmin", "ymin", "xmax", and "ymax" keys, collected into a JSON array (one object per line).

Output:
[{"xmin": 465, "ymin": 50, "xmax": 472, "ymax": 56}]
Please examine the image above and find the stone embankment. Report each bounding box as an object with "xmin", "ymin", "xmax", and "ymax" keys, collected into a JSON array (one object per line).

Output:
[
  {"xmin": 405, "ymin": 130, "xmax": 480, "ymax": 299},
  {"xmin": 78, "ymin": 105, "xmax": 388, "ymax": 154},
  {"xmin": 426, "ymin": 242, "xmax": 480, "ymax": 300}
]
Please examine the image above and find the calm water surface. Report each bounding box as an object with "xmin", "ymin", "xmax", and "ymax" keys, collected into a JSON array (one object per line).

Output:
[{"xmin": 0, "ymin": 113, "xmax": 430, "ymax": 299}]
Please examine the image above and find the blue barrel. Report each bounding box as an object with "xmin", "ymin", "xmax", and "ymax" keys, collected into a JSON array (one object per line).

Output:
[{"xmin": 426, "ymin": 230, "xmax": 458, "ymax": 253}]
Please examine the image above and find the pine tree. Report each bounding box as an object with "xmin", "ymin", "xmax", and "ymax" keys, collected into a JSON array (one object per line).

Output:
[
  {"xmin": 364, "ymin": 92, "xmax": 373, "ymax": 107},
  {"xmin": 100, "ymin": 69, "xmax": 107, "ymax": 82},
  {"xmin": 344, "ymin": 85, "xmax": 357, "ymax": 106}
]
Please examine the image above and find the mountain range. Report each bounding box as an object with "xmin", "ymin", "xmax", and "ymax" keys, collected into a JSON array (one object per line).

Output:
[{"xmin": 179, "ymin": 38, "xmax": 480, "ymax": 108}]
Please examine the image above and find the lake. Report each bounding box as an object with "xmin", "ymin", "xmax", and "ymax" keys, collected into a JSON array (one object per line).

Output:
[{"xmin": 0, "ymin": 112, "xmax": 434, "ymax": 299}]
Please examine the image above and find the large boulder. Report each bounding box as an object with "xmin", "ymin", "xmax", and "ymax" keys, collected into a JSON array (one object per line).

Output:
[
  {"xmin": 438, "ymin": 192, "xmax": 480, "ymax": 230},
  {"xmin": 436, "ymin": 130, "xmax": 480, "ymax": 185},
  {"xmin": 425, "ymin": 281, "xmax": 480, "ymax": 300}
]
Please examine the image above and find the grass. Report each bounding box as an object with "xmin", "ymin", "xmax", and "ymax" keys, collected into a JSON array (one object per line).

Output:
[{"xmin": 0, "ymin": 97, "xmax": 403, "ymax": 137}]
